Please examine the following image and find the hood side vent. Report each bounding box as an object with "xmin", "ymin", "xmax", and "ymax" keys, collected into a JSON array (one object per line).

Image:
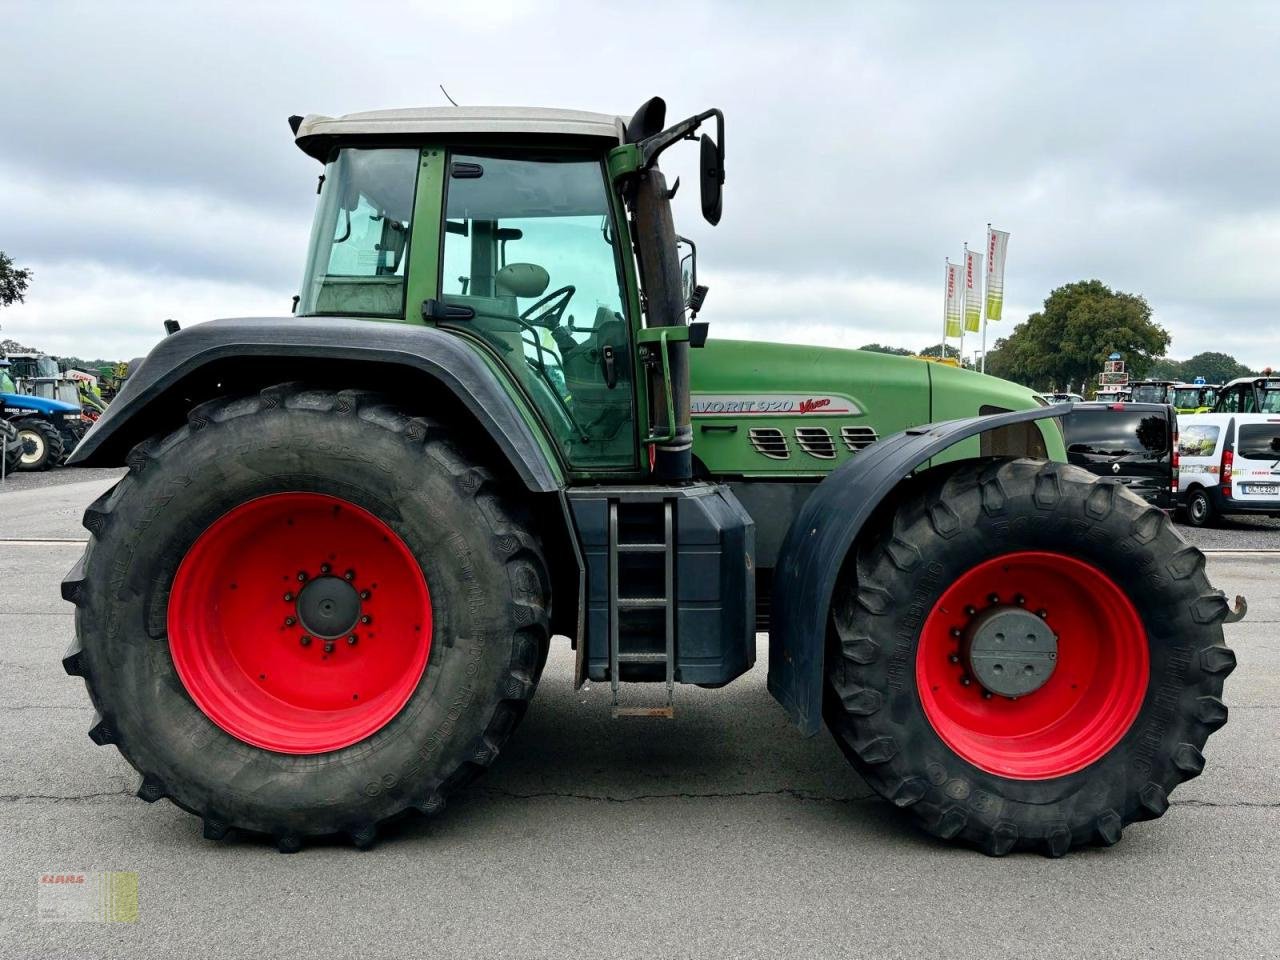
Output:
[
  {"xmin": 841, "ymin": 425, "xmax": 878, "ymax": 452},
  {"xmin": 795, "ymin": 427, "xmax": 837, "ymax": 459},
  {"xmin": 748, "ymin": 427, "xmax": 790, "ymax": 460}
]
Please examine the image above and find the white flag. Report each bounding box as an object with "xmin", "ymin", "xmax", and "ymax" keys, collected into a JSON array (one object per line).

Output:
[
  {"xmin": 985, "ymin": 227, "xmax": 1010, "ymax": 321},
  {"xmin": 944, "ymin": 261, "xmax": 963, "ymax": 338},
  {"xmin": 963, "ymin": 247, "xmax": 983, "ymax": 333}
]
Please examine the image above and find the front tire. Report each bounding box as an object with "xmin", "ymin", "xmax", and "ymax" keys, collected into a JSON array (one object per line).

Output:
[
  {"xmin": 1185, "ymin": 487, "xmax": 1216, "ymax": 528},
  {"xmin": 825, "ymin": 459, "xmax": 1235, "ymax": 856},
  {"xmin": 15, "ymin": 418, "xmax": 64, "ymax": 471},
  {"xmin": 62, "ymin": 384, "xmax": 549, "ymax": 850}
]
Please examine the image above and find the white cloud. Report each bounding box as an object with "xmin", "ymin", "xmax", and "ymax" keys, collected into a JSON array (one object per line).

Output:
[
  {"xmin": 0, "ymin": 261, "xmax": 283, "ymax": 360},
  {"xmin": 1, "ymin": 1, "xmax": 1279, "ymax": 370}
]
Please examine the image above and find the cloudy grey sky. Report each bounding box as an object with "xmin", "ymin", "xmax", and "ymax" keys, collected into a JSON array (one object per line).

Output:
[{"xmin": 2, "ymin": 1, "xmax": 1279, "ymax": 368}]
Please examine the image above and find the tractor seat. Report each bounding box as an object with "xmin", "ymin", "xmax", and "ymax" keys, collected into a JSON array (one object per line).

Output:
[{"xmin": 494, "ymin": 262, "xmax": 549, "ymax": 300}]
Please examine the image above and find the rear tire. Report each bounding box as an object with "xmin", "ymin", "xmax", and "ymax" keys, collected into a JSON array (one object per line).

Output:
[
  {"xmin": 2, "ymin": 421, "xmax": 21, "ymax": 475},
  {"xmin": 1185, "ymin": 488, "xmax": 1216, "ymax": 528},
  {"xmin": 825, "ymin": 458, "xmax": 1235, "ymax": 856},
  {"xmin": 62, "ymin": 384, "xmax": 549, "ymax": 850},
  {"xmin": 15, "ymin": 418, "xmax": 64, "ymax": 471}
]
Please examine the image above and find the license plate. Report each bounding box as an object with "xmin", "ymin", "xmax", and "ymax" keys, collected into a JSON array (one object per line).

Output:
[{"xmin": 1242, "ymin": 483, "xmax": 1279, "ymax": 495}]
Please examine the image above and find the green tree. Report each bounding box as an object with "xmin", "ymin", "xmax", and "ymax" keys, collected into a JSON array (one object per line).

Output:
[
  {"xmin": 985, "ymin": 280, "xmax": 1170, "ymax": 392},
  {"xmin": 857, "ymin": 342, "xmax": 914, "ymax": 356},
  {"xmin": 918, "ymin": 342, "xmax": 961, "ymax": 359},
  {"xmin": 1145, "ymin": 356, "xmax": 1185, "ymax": 381},
  {"xmin": 1178, "ymin": 351, "xmax": 1253, "ymax": 384},
  {"xmin": 0, "ymin": 252, "xmax": 33, "ymax": 308}
]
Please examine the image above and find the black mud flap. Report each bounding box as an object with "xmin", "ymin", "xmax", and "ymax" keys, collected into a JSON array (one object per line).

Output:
[{"xmin": 768, "ymin": 404, "xmax": 1072, "ymax": 736}]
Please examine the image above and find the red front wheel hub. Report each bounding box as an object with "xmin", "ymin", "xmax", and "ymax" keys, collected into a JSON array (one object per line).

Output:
[
  {"xmin": 168, "ymin": 493, "xmax": 433, "ymax": 754},
  {"xmin": 917, "ymin": 551, "xmax": 1148, "ymax": 780}
]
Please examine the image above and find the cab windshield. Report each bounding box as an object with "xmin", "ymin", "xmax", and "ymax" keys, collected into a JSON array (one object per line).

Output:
[
  {"xmin": 1130, "ymin": 383, "xmax": 1171, "ymax": 403},
  {"xmin": 1173, "ymin": 387, "xmax": 1203, "ymax": 408},
  {"xmin": 1261, "ymin": 384, "xmax": 1280, "ymax": 413},
  {"xmin": 298, "ymin": 148, "xmax": 419, "ymax": 318}
]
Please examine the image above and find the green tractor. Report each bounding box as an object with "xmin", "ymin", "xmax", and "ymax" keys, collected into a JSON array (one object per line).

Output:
[{"xmin": 62, "ymin": 99, "xmax": 1240, "ymax": 857}]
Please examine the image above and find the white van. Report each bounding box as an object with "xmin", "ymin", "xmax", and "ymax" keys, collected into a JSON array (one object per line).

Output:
[{"xmin": 1177, "ymin": 412, "xmax": 1280, "ymax": 526}]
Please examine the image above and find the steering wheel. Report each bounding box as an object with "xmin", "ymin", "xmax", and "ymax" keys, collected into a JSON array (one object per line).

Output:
[{"xmin": 520, "ymin": 285, "xmax": 576, "ymax": 329}]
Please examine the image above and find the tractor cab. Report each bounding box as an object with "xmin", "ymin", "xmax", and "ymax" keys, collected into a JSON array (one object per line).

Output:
[
  {"xmin": 293, "ymin": 103, "xmax": 722, "ymax": 477},
  {"xmin": 1129, "ymin": 379, "xmax": 1176, "ymax": 404}
]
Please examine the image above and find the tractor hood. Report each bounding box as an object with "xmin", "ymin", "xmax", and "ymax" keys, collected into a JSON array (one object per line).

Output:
[
  {"xmin": 1, "ymin": 392, "xmax": 81, "ymax": 416},
  {"xmin": 688, "ymin": 340, "xmax": 1056, "ymax": 477}
]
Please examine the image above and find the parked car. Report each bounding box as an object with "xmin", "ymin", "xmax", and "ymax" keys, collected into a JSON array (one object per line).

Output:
[
  {"xmin": 1062, "ymin": 401, "xmax": 1175, "ymax": 510},
  {"xmin": 1177, "ymin": 412, "xmax": 1280, "ymax": 526}
]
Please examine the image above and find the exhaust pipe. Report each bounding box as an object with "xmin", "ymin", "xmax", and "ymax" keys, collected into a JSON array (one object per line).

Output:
[{"xmin": 630, "ymin": 167, "xmax": 692, "ymax": 481}]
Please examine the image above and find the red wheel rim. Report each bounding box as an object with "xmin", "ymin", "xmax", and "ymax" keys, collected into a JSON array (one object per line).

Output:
[
  {"xmin": 916, "ymin": 551, "xmax": 1148, "ymax": 780},
  {"xmin": 168, "ymin": 493, "xmax": 432, "ymax": 754}
]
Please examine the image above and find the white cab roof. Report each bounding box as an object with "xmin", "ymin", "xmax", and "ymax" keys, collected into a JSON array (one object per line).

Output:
[{"xmin": 294, "ymin": 106, "xmax": 627, "ymax": 159}]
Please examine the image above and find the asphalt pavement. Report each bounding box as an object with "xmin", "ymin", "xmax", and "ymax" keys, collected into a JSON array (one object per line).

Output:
[{"xmin": 1, "ymin": 474, "xmax": 1276, "ymax": 960}]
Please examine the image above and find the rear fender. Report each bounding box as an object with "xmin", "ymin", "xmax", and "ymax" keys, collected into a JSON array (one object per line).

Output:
[
  {"xmin": 68, "ymin": 317, "xmax": 561, "ymax": 493},
  {"xmin": 768, "ymin": 404, "xmax": 1073, "ymax": 735}
]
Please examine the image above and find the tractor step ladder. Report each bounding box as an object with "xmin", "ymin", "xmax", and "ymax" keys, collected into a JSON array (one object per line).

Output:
[{"xmin": 608, "ymin": 499, "xmax": 675, "ymax": 718}]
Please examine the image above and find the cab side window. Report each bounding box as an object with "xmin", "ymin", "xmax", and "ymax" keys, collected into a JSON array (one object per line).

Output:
[{"xmin": 440, "ymin": 152, "xmax": 635, "ymax": 469}]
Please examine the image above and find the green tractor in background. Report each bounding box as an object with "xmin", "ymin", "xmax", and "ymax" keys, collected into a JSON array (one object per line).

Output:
[
  {"xmin": 62, "ymin": 98, "xmax": 1239, "ymax": 857},
  {"xmin": 1172, "ymin": 381, "xmax": 1219, "ymax": 414}
]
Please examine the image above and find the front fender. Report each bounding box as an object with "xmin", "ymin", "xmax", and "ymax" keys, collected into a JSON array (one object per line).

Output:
[
  {"xmin": 768, "ymin": 403, "xmax": 1073, "ymax": 736},
  {"xmin": 68, "ymin": 316, "xmax": 561, "ymax": 493}
]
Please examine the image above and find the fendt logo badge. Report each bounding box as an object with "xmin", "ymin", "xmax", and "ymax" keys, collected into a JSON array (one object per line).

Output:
[{"xmin": 691, "ymin": 393, "xmax": 861, "ymax": 417}]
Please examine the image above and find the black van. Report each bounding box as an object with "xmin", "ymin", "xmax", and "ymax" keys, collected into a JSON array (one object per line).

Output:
[{"xmin": 1062, "ymin": 402, "xmax": 1175, "ymax": 510}]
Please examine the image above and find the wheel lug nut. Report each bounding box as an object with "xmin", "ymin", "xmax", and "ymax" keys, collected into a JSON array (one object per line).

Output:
[
  {"xmin": 1037, "ymin": 609, "xmax": 1049, "ymax": 619},
  {"xmin": 284, "ymin": 616, "xmax": 296, "ymax": 626},
  {"xmin": 283, "ymin": 592, "xmax": 294, "ymax": 602},
  {"xmin": 960, "ymin": 676, "xmax": 972, "ymax": 686},
  {"xmin": 988, "ymin": 593, "xmax": 1000, "ymax": 604},
  {"xmin": 344, "ymin": 569, "xmax": 356, "ymax": 581},
  {"xmin": 347, "ymin": 634, "xmax": 358, "ymax": 646},
  {"xmin": 950, "ymin": 627, "xmax": 962, "ymax": 638},
  {"xmin": 964, "ymin": 606, "xmax": 977, "ymax": 617},
  {"xmin": 320, "ymin": 563, "xmax": 331, "ymax": 574},
  {"xmin": 300, "ymin": 635, "xmax": 311, "ymax": 647},
  {"xmin": 359, "ymin": 590, "xmax": 371, "ymax": 600},
  {"xmin": 324, "ymin": 641, "xmax": 335, "ymax": 653},
  {"xmin": 949, "ymin": 654, "xmax": 960, "ymax": 664},
  {"xmin": 982, "ymin": 691, "xmax": 993, "ymax": 699},
  {"xmin": 297, "ymin": 571, "xmax": 308, "ymax": 582},
  {"xmin": 360, "ymin": 615, "xmax": 371, "ymax": 625},
  {"xmin": 1015, "ymin": 594, "xmax": 1026, "ymax": 606}
]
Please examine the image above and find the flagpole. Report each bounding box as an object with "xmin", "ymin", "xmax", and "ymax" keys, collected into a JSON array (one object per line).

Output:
[
  {"xmin": 981, "ymin": 224, "xmax": 989, "ymax": 374},
  {"xmin": 958, "ymin": 244, "xmax": 967, "ymax": 362},
  {"xmin": 942, "ymin": 258, "xmax": 950, "ymax": 357}
]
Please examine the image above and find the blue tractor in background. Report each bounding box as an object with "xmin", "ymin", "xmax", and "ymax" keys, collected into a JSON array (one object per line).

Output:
[
  {"xmin": 1, "ymin": 355, "xmax": 89, "ymax": 471},
  {"xmin": 1, "ymin": 390, "xmax": 84, "ymax": 471}
]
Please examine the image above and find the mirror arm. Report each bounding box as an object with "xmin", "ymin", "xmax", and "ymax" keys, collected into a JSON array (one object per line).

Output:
[{"xmin": 637, "ymin": 108, "xmax": 724, "ymax": 170}]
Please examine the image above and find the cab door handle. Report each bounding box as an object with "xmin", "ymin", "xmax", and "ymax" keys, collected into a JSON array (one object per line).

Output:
[{"xmin": 601, "ymin": 345, "xmax": 618, "ymax": 389}]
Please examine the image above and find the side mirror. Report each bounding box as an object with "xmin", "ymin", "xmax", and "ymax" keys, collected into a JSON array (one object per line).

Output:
[
  {"xmin": 700, "ymin": 133, "xmax": 724, "ymax": 226},
  {"xmin": 677, "ymin": 235, "xmax": 697, "ymax": 304}
]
